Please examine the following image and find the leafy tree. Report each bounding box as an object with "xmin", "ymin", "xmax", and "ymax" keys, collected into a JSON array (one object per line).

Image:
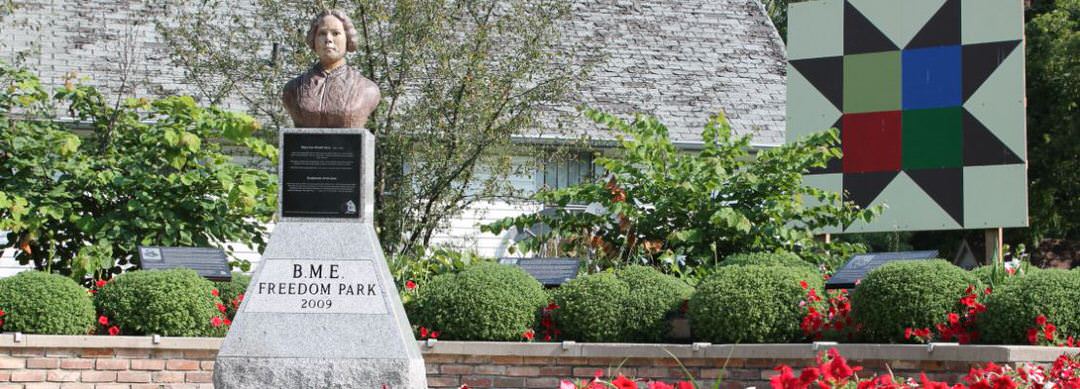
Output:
[
  {"xmin": 1026, "ymin": 0, "xmax": 1080, "ymax": 240},
  {"xmin": 155, "ymin": 0, "xmax": 586, "ymax": 256},
  {"xmin": 483, "ymin": 109, "xmax": 879, "ymax": 272},
  {"xmin": 0, "ymin": 62, "xmax": 277, "ymax": 280}
]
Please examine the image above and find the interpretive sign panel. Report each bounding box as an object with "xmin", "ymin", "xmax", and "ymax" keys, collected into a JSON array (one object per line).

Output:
[
  {"xmin": 138, "ymin": 246, "xmax": 232, "ymax": 282},
  {"xmin": 243, "ymin": 259, "xmax": 387, "ymax": 314},
  {"xmin": 281, "ymin": 133, "xmax": 363, "ymax": 219},
  {"xmin": 825, "ymin": 250, "xmax": 938, "ymax": 289},
  {"xmin": 499, "ymin": 257, "xmax": 579, "ymax": 286}
]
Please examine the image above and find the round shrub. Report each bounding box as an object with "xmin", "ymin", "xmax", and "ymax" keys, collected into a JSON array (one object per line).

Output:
[
  {"xmin": 552, "ymin": 272, "xmax": 631, "ymax": 342},
  {"xmin": 95, "ymin": 269, "xmax": 219, "ymax": 337},
  {"xmin": 614, "ymin": 265, "xmax": 694, "ymax": 342},
  {"xmin": 689, "ymin": 265, "xmax": 823, "ymax": 343},
  {"xmin": 850, "ymin": 260, "xmax": 975, "ymax": 342},
  {"xmin": 413, "ymin": 263, "xmax": 546, "ymax": 341},
  {"xmin": 719, "ymin": 251, "xmax": 814, "ymax": 269},
  {"xmin": 978, "ymin": 269, "xmax": 1080, "ymax": 344},
  {"xmin": 214, "ymin": 272, "xmax": 251, "ymax": 318},
  {"xmin": 0, "ymin": 271, "xmax": 95, "ymax": 334}
]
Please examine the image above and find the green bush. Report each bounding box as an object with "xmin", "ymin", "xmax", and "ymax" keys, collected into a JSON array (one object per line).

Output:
[
  {"xmin": 719, "ymin": 251, "xmax": 815, "ymax": 269},
  {"xmin": 850, "ymin": 260, "xmax": 975, "ymax": 342},
  {"xmin": 552, "ymin": 272, "xmax": 631, "ymax": 342},
  {"xmin": 978, "ymin": 269, "xmax": 1080, "ymax": 344},
  {"xmin": 0, "ymin": 271, "xmax": 95, "ymax": 334},
  {"xmin": 0, "ymin": 63, "xmax": 277, "ymax": 278},
  {"xmin": 413, "ymin": 263, "xmax": 546, "ymax": 341},
  {"xmin": 688, "ymin": 265, "xmax": 822, "ymax": 343},
  {"xmin": 614, "ymin": 265, "xmax": 694, "ymax": 342},
  {"xmin": 214, "ymin": 272, "xmax": 251, "ymax": 318},
  {"xmin": 95, "ymin": 269, "xmax": 219, "ymax": 337}
]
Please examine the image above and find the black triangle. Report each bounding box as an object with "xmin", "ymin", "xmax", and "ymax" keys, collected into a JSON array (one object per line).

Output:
[
  {"xmin": 963, "ymin": 109, "xmax": 1024, "ymax": 166},
  {"xmin": 809, "ymin": 118, "xmax": 844, "ymax": 174},
  {"xmin": 791, "ymin": 57, "xmax": 844, "ymax": 112},
  {"xmin": 905, "ymin": 0, "xmax": 961, "ymax": 49},
  {"xmin": 907, "ymin": 168, "xmax": 964, "ymax": 226},
  {"xmin": 962, "ymin": 40, "xmax": 1021, "ymax": 100},
  {"xmin": 844, "ymin": 1, "xmax": 899, "ymax": 55},
  {"xmin": 843, "ymin": 171, "xmax": 898, "ymax": 209}
]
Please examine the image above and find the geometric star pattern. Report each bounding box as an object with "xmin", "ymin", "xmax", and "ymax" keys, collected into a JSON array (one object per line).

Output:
[{"xmin": 787, "ymin": 0, "xmax": 1028, "ymax": 232}]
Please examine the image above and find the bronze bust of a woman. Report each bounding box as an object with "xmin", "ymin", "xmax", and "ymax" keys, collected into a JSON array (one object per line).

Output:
[{"xmin": 282, "ymin": 10, "xmax": 380, "ymax": 128}]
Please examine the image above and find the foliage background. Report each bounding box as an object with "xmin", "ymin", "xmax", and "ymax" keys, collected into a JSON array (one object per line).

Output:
[{"xmin": 154, "ymin": 0, "xmax": 590, "ymax": 256}]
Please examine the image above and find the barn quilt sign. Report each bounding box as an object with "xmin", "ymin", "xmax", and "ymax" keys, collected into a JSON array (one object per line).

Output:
[{"xmin": 786, "ymin": 0, "xmax": 1029, "ymax": 232}]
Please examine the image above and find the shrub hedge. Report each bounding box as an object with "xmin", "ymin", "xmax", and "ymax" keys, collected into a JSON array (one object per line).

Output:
[
  {"xmin": 552, "ymin": 272, "xmax": 631, "ymax": 342},
  {"xmin": 979, "ymin": 269, "xmax": 1080, "ymax": 344},
  {"xmin": 851, "ymin": 260, "xmax": 975, "ymax": 342},
  {"xmin": 0, "ymin": 271, "xmax": 95, "ymax": 335},
  {"xmin": 719, "ymin": 251, "xmax": 814, "ymax": 269},
  {"xmin": 413, "ymin": 263, "xmax": 546, "ymax": 341},
  {"xmin": 95, "ymin": 269, "xmax": 220, "ymax": 337},
  {"xmin": 614, "ymin": 265, "xmax": 693, "ymax": 342},
  {"xmin": 689, "ymin": 265, "xmax": 822, "ymax": 343}
]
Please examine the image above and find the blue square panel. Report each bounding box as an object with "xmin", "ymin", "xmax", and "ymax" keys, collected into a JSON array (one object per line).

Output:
[{"xmin": 902, "ymin": 45, "xmax": 962, "ymax": 110}]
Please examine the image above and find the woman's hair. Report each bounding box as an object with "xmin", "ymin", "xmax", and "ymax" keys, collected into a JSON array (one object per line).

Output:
[{"xmin": 305, "ymin": 9, "xmax": 359, "ymax": 53}]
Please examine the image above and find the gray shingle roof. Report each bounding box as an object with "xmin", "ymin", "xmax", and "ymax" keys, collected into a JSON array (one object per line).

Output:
[
  {"xmin": 0, "ymin": 0, "xmax": 787, "ymax": 147},
  {"xmin": 543, "ymin": 0, "xmax": 788, "ymax": 147}
]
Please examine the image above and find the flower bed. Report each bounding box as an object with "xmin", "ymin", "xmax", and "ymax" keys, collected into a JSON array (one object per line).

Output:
[{"xmin": 0, "ymin": 335, "xmax": 1076, "ymax": 389}]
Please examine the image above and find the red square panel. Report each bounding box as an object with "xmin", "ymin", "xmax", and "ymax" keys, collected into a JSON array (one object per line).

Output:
[{"xmin": 842, "ymin": 111, "xmax": 902, "ymax": 173}]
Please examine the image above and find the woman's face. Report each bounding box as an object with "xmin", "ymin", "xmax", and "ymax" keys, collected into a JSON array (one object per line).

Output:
[{"xmin": 314, "ymin": 15, "xmax": 347, "ymax": 65}]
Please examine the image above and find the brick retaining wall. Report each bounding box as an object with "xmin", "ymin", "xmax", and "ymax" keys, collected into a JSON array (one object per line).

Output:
[{"xmin": 0, "ymin": 335, "xmax": 1076, "ymax": 388}]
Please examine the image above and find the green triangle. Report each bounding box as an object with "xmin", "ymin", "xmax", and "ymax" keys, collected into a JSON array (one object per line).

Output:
[
  {"xmin": 847, "ymin": 0, "xmax": 944, "ymax": 49},
  {"xmin": 963, "ymin": 46, "xmax": 1025, "ymax": 161},
  {"xmin": 786, "ymin": 63, "xmax": 842, "ymax": 142},
  {"xmin": 845, "ymin": 172, "xmax": 962, "ymax": 232}
]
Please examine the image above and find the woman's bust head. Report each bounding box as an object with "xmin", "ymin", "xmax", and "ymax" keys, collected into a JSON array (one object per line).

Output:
[{"xmin": 306, "ymin": 10, "xmax": 359, "ymax": 70}]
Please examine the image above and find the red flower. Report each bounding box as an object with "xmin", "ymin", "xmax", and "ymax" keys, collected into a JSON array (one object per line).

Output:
[
  {"xmin": 992, "ymin": 374, "xmax": 1017, "ymax": 389},
  {"xmin": 905, "ymin": 327, "xmax": 914, "ymax": 340},
  {"xmin": 800, "ymin": 280, "xmax": 809, "ymax": 289},
  {"xmin": 1036, "ymin": 315, "xmax": 1048, "ymax": 326},
  {"xmin": 522, "ymin": 329, "xmax": 535, "ymax": 341},
  {"xmin": 216, "ymin": 303, "xmax": 227, "ymax": 314},
  {"xmin": 98, "ymin": 316, "xmax": 109, "ymax": 326},
  {"xmin": 594, "ymin": 369, "xmax": 603, "ymax": 379},
  {"xmin": 948, "ymin": 313, "xmax": 960, "ymax": 325},
  {"xmin": 108, "ymin": 326, "xmax": 120, "ymax": 336},
  {"xmin": 224, "ymin": 318, "xmax": 232, "ymax": 326},
  {"xmin": 95, "ymin": 279, "xmax": 108, "ymax": 289},
  {"xmin": 419, "ymin": 327, "xmax": 429, "ymax": 338},
  {"xmin": 211, "ymin": 316, "xmax": 224, "ymax": 327},
  {"xmin": 825, "ymin": 353, "xmax": 860, "ymax": 382},
  {"xmin": 0, "ymin": 309, "xmax": 5, "ymax": 316},
  {"xmin": 405, "ymin": 280, "xmax": 417, "ymax": 290},
  {"xmin": 612, "ymin": 375, "xmax": 636, "ymax": 389},
  {"xmin": 1027, "ymin": 328, "xmax": 1040, "ymax": 345},
  {"xmin": 799, "ymin": 367, "xmax": 821, "ymax": 384},
  {"xmin": 1044, "ymin": 323, "xmax": 1057, "ymax": 340},
  {"xmin": 648, "ymin": 382, "xmax": 674, "ymax": 389},
  {"xmin": 676, "ymin": 382, "xmax": 694, "ymax": 389},
  {"xmin": 430, "ymin": 330, "xmax": 440, "ymax": 339},
  {"xmin": 211, "ymin": 289, "xmax": 220, "ymax": 297},
  {"xmin": 921, "ymin": 373, "xmax": 950, "ymax": 389}
]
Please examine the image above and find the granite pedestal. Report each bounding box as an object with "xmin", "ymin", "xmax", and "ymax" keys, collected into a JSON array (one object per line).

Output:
[{"xmin": 214, "ymin": 128, "xmax": 427, "ymax": 388}]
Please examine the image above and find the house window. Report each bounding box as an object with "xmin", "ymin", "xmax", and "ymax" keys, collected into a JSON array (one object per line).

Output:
[{"xmin": 538, "ymin": 152, "xmax": 598, "ymax": 190}]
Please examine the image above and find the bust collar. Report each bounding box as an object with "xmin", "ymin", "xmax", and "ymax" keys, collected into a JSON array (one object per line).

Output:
[{"xmin": 312, "ymin": 62, "xmax": 349, "ymax": 79}]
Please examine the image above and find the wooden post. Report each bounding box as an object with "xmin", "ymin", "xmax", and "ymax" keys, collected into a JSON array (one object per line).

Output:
[
  {"xmin": 984, "ymin": 228, "xmax": 1003, "ymax": 265},
  {"xmin": 823, "ymin": 233, "xmax": 831, "ymax": 244}
]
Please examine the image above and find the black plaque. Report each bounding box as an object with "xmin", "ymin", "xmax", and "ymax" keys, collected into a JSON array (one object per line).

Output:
[
  {"xmin": 499, "ymin": 257, "xmax": 579, "ymax": 287},
  {"xmin": 825, "ymin": 250, "xmax": 939, "ymax": 289},
  {"xmin": 138, "ymin": 246, "xmax": 233, "ymax": 282},
  {"xmin": 282, "ymin": 133, "xmax": 363, "ymax": 218}
]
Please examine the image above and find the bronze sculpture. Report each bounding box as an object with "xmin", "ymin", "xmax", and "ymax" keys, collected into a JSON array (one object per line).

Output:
[{"xmin": 282, "ymin": 10, "xmax": 381, "ymax": 128}]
